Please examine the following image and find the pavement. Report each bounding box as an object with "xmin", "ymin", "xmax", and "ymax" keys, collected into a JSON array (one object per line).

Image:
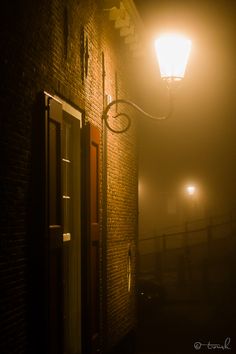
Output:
[
  {"xmin": 111, "ymin": 297, "xmax": 236, "ymax": 354},
  {"xmin": 136, "ymin": 299, "xmax": 235, "ymax": 354}
]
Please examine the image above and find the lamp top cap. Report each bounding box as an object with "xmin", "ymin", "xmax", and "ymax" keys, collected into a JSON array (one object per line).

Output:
[{"xmin": 156, "ymin": 33, "xmax": 191, "ymax": 43}]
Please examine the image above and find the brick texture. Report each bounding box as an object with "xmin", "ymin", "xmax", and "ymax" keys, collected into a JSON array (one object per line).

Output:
[{"xmin": 0, "ymin": 0, "xmax": 139, "ymax": 352}]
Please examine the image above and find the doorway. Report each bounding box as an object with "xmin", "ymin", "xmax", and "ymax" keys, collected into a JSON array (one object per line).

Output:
[
  {"xmin": 45, "ymin": 93, "xmax": 82, "ymax": 354},
  {"xmin": 61, "ymin": 102, "xmax": 82, "ymax": 354}
]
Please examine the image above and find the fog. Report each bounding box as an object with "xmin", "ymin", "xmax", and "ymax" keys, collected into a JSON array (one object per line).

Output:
[{"xmin": 134, "ymin": 0, "xmax": 236, "ymax": 236}]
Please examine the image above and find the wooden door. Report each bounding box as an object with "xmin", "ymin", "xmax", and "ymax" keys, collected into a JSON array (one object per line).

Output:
[
  {"xmin": 82, "ymin": 123, "xmax": 100, "ymax": 354},
  {"xmin": 44, "ymin": 94, "xmax": 82, "ymax": 354},
  {"xmin": 46, "ymin": 95, "xmax": 64, "ymax": 354},
  {"xmin": 62, "ymin": 111, "xmax": 81, "ymax": 354}
]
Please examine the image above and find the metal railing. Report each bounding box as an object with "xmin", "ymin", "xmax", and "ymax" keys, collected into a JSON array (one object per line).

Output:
[{"xmin": 138, "ymin": 211, "xmax": 236, "ymax": 302}]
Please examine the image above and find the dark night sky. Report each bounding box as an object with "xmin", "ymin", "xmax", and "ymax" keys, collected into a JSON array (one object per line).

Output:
[{"xmin": 134, "ymin": 0, "xmax": 236, "ymax": 228}]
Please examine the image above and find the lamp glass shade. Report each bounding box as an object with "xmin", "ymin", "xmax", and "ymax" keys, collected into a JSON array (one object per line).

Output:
[{"xmin": 155, "ymin": 35, "xmax": 192, "ymax": 80}]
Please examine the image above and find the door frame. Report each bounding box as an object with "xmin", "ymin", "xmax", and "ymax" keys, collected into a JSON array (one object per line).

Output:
[{"xmin": 32, "ymin": 92, "xmax": 101, "ymax": 354}]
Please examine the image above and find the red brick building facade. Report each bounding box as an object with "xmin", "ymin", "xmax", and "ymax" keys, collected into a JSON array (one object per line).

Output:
[{"xmin": 0, "ymin": 0, "xmax": 144, "ymax": 353}]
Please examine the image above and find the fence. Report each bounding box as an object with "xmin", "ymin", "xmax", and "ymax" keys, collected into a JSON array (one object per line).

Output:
[{"xmin": 138, "ymin": 212, "xmax": 236, "ymax": 302}]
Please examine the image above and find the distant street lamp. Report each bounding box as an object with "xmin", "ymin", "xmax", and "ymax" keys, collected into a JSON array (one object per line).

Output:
[
  {"xmin": 185, "ymin": 184, "xmax": 198, "ymax": 221},
  {"xmin": 186, "ymin": 185, "xmax": 196, "ymax": 196},
  {"xmin": 102, "ymin": 34, "xmax": 192, "ymax": 133}
]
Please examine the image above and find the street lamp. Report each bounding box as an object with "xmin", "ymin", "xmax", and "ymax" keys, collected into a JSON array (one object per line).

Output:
[
  {"xmin": 155, "ymin": 34, "xmax": 192, "ymax": 82},
  {"xmin": 186, "ymin": 185, "xmax": 196, "ymax": 196},
  {"xmin": 185, "ymin": 184, "xmax": 198, "ymax": 222},
  {"xmin": 102, "ymin": 34, "xmax": 192, "ymax": 133}
]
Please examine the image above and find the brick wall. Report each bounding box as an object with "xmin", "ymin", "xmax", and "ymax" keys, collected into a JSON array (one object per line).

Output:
[{"xmin": 0, "ymin": 0, "xmax": 139, "ymax": 352}]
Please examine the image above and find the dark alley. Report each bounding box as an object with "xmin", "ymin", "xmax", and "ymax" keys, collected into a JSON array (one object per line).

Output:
[
  {"xmin": 1, "ymin": 0, "xmax": 236, "ymax": 354},
  {"xmin": 114, "ymin": 211, "xmax": 236, "ymax": 353}
]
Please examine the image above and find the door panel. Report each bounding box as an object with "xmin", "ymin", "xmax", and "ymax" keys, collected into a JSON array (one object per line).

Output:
[
  {"xmin": 62, "ymin": 112, "xmax": 81, "ymax": 354},
  {"xmin": 83, "ymin": 123, "xmax": 100, "ymax": 353},
  {"xmin": 46, "ymin": 96, "xmax": 63, "ymax": 354},
  {"xmin": 49, "ymin": 120, "xmax": 61, "ymax": 226}
]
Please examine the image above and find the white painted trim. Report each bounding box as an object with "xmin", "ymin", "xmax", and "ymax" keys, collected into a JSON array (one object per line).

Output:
[{"xmin": 55, "ymin": 95, "xmax": 82, "ymax": 126}]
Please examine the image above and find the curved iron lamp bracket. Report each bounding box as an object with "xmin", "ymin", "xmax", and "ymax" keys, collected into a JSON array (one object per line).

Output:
[{"xmin": 102, "ymin": 88, "xmax": 174, "ymax": 134}]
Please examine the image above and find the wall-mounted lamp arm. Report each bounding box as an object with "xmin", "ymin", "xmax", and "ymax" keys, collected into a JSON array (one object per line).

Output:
[
  {"xmin": 101, "ymin": 34, "xmax": 191, "ymax": 134},
  {"xmin": 102, "ymin": 91, "xmax": 174, "ymax": 134}
]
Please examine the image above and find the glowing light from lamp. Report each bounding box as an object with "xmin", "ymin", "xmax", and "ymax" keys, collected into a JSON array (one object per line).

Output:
[
  {"xmin": 186, "ymin": 185, "xmax": 196, "ymax": 196},
  {"xmin": 155, "ymin": 34, "xmax": 192, "ymax": 80}
]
